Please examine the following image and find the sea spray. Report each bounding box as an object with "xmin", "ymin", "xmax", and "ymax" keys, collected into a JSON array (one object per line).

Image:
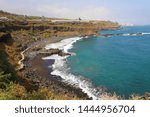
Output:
[
  {"xmin": 43, "ymin": 37, "xmax": 102, "ymax": 100},
  {"xmin": 45, "ymin": 37, "xmax": 82, "ymax": 52}
]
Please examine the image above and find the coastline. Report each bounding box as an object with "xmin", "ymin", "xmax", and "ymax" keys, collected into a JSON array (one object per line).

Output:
[
  {"xmin": 17, "ymin": 27, "xmax": 122, "ymax": 100},
  {"xmin": 23, "ymin": 36, "xmax": 92, "ymax": 100},
  {"xmin": 22, "ymin": 35, "xmax": 120, "ymax": 100},
  {"xmin": 1, "ymin": 10, "xmax": 149, "ymax": 100},
  {"xmin": 0, "ymin": 10, "xmax": 121, "ymax": 99},
  {"xmin": 43, "ymin": 36, "xmax": 104, "ymax": 100}
]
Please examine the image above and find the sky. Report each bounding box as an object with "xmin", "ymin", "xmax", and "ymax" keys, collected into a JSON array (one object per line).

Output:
[{"xmin": 0, "ymin": 0, "xmax": 149, "ymax": 25}]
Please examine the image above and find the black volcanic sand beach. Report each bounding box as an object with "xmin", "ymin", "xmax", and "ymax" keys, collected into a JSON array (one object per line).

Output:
[{"xmin": 23, "ymin": 37, "xmax": 91, "ymax": 100}]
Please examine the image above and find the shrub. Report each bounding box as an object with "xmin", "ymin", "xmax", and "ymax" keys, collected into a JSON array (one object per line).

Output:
[
  {"xmin": 0, "ymin": 83, "xmax": 27, "ymax": 100},
  {"xmin": 0, "ymin": 71, "xmax": 11, "ymax": 83}
]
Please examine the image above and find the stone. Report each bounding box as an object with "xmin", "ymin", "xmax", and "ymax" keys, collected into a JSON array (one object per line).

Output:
[{"xmin": 144, "ymin": 92, "xmax": 150, "ymax": 100}]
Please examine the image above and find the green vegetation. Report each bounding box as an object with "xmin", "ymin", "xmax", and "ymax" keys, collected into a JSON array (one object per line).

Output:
[
  {"xmin": 0, "ymin": 72, "xmax": 11, "ymax": 89},
  {"xmin": 0, "ymin": 83, "xmax": 79, "ymax": 100},
  {"xmin": 0, "ymin": 41, "xmax": 79, "ymax": 100},
  {"xmin": 0, "ymin": 45, "xmax": 80, "ymax": 99}
]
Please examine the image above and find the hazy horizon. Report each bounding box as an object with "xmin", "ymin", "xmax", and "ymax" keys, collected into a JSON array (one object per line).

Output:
[{"xmin": 0, "ymin": 0, "xmax": 150, "ymax": 25}]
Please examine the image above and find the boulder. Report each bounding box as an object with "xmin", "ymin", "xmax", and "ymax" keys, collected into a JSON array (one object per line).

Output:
[
  {"xmin": 39, "ymin": 48, "xmax": 71, "ymax": 57},
  {"xmin": 144, "ymin": 92, "xmax": 150, "ymax": 100}
]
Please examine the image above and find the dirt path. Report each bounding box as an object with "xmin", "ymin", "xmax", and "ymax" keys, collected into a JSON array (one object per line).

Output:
[{"xmin": 17, "ymin": 47, "xmax": 30, "ymax": 71}]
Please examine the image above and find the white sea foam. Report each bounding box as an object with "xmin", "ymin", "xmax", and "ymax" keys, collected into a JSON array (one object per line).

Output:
[
  {"xmin": 122, "ymin": 33, "xmax": 139, "ymax": 36},
  {"xmin": 45, "ymin": 37, "xmax": 82, "ymax": 52},
  {"xmin": 131, "ymin": 33, "xmax": 138, "ymax": 36},
  {"xmin": 43, "ymin": 37, "xmax": 102, "ymax": 100},
  {"xmin": 121, "ymin": 32, "xmax": 150, "ymax": 36},
  {"xmin": 122, "ymin": 33, "xmax": 130, "ymax": 36},
  {"xmin": 142, "ymin": 32, "xmax": 150, "ymax": 35}
]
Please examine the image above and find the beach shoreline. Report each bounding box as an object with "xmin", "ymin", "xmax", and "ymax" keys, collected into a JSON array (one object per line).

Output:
[
  {"xmin": 23, "ymin": 36, "xmax": 92, "ymax": 100},
  {"xmin": 44, "ymin": 36, "xmax": 105, "ymax": 100}
]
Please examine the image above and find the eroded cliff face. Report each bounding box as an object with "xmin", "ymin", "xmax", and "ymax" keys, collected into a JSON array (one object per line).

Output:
[
  {"xmin": 0, "ymin": 20, "xmax": 119, "ymax": 36},
  {"xmin": 2, "ymin": 19, "xmax": 119, "ymax": 62},
  {"xmin": 0, "ymin": 16, "xmax": 119, "ymax": 56},
  {"xmin": 0, "ymin": 10, "xmax": 119, "ymax": 37}
]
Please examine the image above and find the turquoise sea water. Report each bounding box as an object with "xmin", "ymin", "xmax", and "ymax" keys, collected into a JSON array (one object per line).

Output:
[{"xmin": 67, "ymin": 26, "xmax": 150, "ymax": 98}]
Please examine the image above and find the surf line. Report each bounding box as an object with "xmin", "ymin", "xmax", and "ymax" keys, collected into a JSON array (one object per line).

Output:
[{"xmin": 43, "ymin": 37, "xmax": 101, "ymax": 100}]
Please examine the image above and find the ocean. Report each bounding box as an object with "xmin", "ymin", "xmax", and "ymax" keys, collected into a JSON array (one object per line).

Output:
[{"xmin": 44, "ymin": 26, "xmax": 150, "ymax": 99}]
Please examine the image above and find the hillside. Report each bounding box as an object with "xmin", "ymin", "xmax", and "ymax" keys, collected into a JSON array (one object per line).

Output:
[{"xmin": 0, "ymin": 10, "xmax": 121, "ymax": 100}]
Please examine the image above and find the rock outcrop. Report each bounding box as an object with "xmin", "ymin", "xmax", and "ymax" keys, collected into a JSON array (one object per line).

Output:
[
  {"xmin": 39, "ymin": 48, "xmax": 71, "ymax": 57},
  {"xmin": 144, "ymin": 92, "xmax": 150, "ymax": 100}
]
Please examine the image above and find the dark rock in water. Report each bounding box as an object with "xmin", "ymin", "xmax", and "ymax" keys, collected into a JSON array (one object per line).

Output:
[
  {"xmin": 39, "ymin": 48, "xmax": 71, "ymax": 57},
  {"xmin": 130, "ymin": 33, "xmax": 134, "ymax": 35},
  {"xmin": 129, "ymin": 33, "xmax": 142, "ymax": 36},
  {"xmin": 137, "ymin": 32, "xmax": 142, "ymax": 36},
  {"xmin": 116, "ymin": 33, "xmax": 123, "ymax": 36},
  {"xmin": 144, "ymin": 92, "xmax": 150, "ymax": 100},
  {"xmin": 101, "ymin": 34, "xmax": 114, "ymax": 37}
]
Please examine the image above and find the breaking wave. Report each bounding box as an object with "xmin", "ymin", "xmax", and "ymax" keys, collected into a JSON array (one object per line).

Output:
[
  {"xmin": 142, "ymin": 32, "xmax": 150, "ymax": 35},
  {"xmin": 43, "ymin": 37, "xmax": 103, "ymax": 100},
  {"xmin": 123, "ymin": 32, "xmax": 150, "ymax": 36},
  {"xmin": 102, "ymin": 32, "xmax": 150, "ymax": 37}
]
